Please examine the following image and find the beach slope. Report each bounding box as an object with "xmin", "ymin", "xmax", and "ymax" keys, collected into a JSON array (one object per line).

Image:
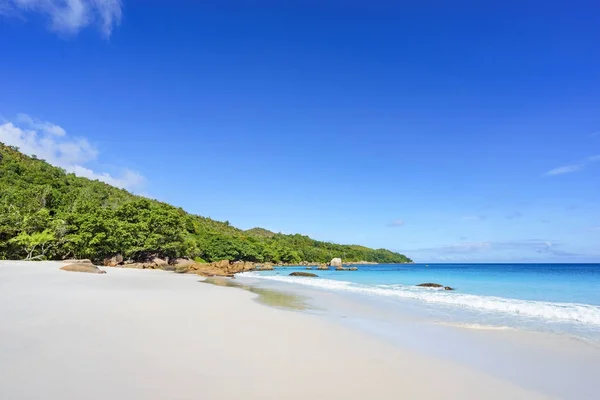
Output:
[{"xmin": 0, "ymin": 261, "xmax": 549, "ymax": 399}]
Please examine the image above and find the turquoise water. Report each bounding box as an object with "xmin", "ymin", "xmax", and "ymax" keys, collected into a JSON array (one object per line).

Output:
[
  {"xmin": 243, "ymin": 263, "xmax": 600, "ymax": 340},
  {"xmin": 240, "ymin": 263, "xmax": 600, "ymax": 399}
]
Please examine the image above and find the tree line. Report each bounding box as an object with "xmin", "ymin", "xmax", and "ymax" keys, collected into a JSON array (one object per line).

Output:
[{"xmin": 0, "ymin": 143, "xmax": 412, "ymax": 264}]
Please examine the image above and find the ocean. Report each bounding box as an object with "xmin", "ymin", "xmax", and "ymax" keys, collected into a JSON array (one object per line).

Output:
[
  {"xmin": 238, "ymin": 263, "xmax": 600, "ymax": 398},
  {"xmin": 242, "ymin": 263, "xmax": 600, "ymax": 341}
]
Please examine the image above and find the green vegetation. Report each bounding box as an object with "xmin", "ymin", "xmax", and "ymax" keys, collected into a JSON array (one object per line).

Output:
[{"xmin": 0, "ymin": 143, "xmax": 412, "ymax": 264}]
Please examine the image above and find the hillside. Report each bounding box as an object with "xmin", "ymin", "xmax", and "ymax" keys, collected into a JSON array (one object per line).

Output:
[
  {"xmin": 245, "ymin": 227, "xmax": 276, "ymax": 238},
  {"xmin": 0, "ymin": 143, "xmax": 412, "ymax": 264}
]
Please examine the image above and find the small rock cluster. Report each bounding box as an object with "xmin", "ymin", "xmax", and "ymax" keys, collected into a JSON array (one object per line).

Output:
[{"xmin": 416, "ymin": 283, "xmax": 454, "ymax": 291}]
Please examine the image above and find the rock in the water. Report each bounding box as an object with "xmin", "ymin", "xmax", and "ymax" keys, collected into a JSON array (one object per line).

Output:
[
  {"xmin": 417, "ymin": 283, "xmax": 443, "ymax": 288},
  {"xmin": 330, "ymin": 258, "xmax": 343, "ymax": 268},
  {"xmin": 60, "ymin": 263, "xmax": 106, "ymax": 274},
  {"xmin": 316, "ymin": 265, "xmax": 329, "ymax": 270},
  {"xmin": 289, "ymin": 272, "xmax": 318, "ymax": 277},
  {"xmin": 417, "ymin": 283, "xmax": 454, "ymax": 290}
]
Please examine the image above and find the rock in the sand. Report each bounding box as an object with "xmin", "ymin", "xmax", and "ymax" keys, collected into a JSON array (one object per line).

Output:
[
  {"xmin": 214, "ymin": 260, "xmax": 230, "ymax": 269},
  {"xmin": 164, "ymin": 258, "xmax": 194, "ymax": 271},
  {"xmin": 60, "ymin": 263, "xmax": 106, "ymax": 274},
  {"xmin": 330, "ymin": 258, "xmax": 343, "ymax": 268},
  {"xmin": 232, "ymin": 261, "xmax": 256, "ymax": 272},
  {"xmin": 103, "ymin": 254, "xmax": 123, "ymax": 267},
  {"xmin": 123, "ymin": 263, "xmax": 144, "ymax": 269},
  {"xmin": 417, "ymin": 283, "xmax": 454, "ymax": 290},
  {"xmin": 174, "ymin": 265, "xmax": 191, "ymax": 274},
  {"xmin": 152, "ymin": 257, "xmax": 168, "ymax": 267},
  {"xmin": 62, "ymin": 259, "xmax": 93, "ymax": 265},
  {"xmin": 289, "ymin": 272, "xmax": 318, "ymax": 277}
]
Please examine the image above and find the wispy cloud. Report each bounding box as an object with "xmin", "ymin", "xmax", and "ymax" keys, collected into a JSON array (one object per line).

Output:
[
  {"xmin": 0, "ymin": 113, "xmax": 144, "ymax": 191},
  {"xmin": 506, "ymin": 211, "xmax": 523, "ymax": 220},
  {"xmin": 546, "ymin": 164, "xmax": 583, "ymax": 176},
  {"xmin": 0, "ymin": 0, "xmax": 122, "ymax": 37},
  {"xmin": 461, "ymin": 215, "xmax": 486, "ymax": 221},
  {"xmin": 545, "ymin": 155, "xmax": 600, "ymax": 176},
  {"xmin": 403, "ymin": 239, "xmax": 582, "ymax": 262},
  {"xmin": 386, "ymin": 220, "xmax": 405, "ymax": 227}
]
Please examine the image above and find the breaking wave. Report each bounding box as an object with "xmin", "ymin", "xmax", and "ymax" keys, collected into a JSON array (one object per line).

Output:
[{"xmin": 241, "ymin": 273, "xmax": 600, "ymax": 327}]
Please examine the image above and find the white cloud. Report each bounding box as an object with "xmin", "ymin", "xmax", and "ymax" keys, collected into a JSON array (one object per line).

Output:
[
  {"xmin": 16, "ymin": 113, "xmax": 66, "ymax": 136},
  {"xmin": 0, "ymin": 114, "xmax": 144, "ymax": 191},
  {"xmin": 0, "ymin": 0, "xmax": 122, "ymax": 37},
  {"xmin": 69, "ymin": 165, "xmax": 144, "ymax": 191},
  {"xmin": 545, "ymin": 155, "xmax": 600, "ymax": 176}
]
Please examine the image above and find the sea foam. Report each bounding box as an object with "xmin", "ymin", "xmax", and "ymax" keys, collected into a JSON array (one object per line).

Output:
[{"xmin": 241, "ymin": 273, "xmax": 600, "ymax": 327}]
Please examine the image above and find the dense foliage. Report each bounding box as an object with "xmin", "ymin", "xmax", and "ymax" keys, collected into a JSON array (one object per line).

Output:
[{"xmin": 0, "ymin": 143, "xmax": 412, "ymax": 264}]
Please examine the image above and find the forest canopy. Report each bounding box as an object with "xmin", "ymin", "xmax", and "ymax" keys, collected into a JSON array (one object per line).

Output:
[{"xmin": 0, "ymin": 143, "xmax": 412, "ymax": 264}]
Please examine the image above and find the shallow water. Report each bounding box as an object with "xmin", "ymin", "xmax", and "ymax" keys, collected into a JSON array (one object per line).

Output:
[
  {"xmin": 237, "ymin": 264, "xmax": 600, "ymax": 399},
  {"xmin": 201, "ymin": 277, "xmax": 308, "ymax": 311},
  {"xmin": 243, "ymin": 263, "xmax": 600, "ymax": 342}
]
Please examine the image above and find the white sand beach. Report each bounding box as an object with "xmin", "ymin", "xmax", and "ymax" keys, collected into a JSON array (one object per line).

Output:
[{"xmin": 0, "ymin": 261, "xmax": 551, "ymax": 400}]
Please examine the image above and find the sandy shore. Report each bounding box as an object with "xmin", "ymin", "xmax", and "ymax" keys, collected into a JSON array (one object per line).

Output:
[{"xmin": 0, "ymin": 261, "xmax": 550, "ymax": 399}]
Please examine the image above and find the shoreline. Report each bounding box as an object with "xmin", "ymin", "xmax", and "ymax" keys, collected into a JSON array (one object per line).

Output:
[
  {"xmin": 237, "ymin": 271, "xmax": 600, "ymax": 399},
  {"xmin": 0, "ymin": 260, "xmax": 549, "ymax": 400}
]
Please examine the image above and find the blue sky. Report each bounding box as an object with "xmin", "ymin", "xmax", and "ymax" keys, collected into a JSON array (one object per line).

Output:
[{"xmin": 1, "ymin": 1, "xmax": 599, "ymax": 262}]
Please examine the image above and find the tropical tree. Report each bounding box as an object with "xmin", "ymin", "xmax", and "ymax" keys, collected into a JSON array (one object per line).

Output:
[{"xmin": 9, "ymin": 230, "xmax": 56, "ymax": 260}]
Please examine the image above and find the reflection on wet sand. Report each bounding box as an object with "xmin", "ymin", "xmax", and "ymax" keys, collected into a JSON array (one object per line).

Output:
[{"xmin": 201, "ymin": 277, "xmax": 308, "ymax": 311}]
